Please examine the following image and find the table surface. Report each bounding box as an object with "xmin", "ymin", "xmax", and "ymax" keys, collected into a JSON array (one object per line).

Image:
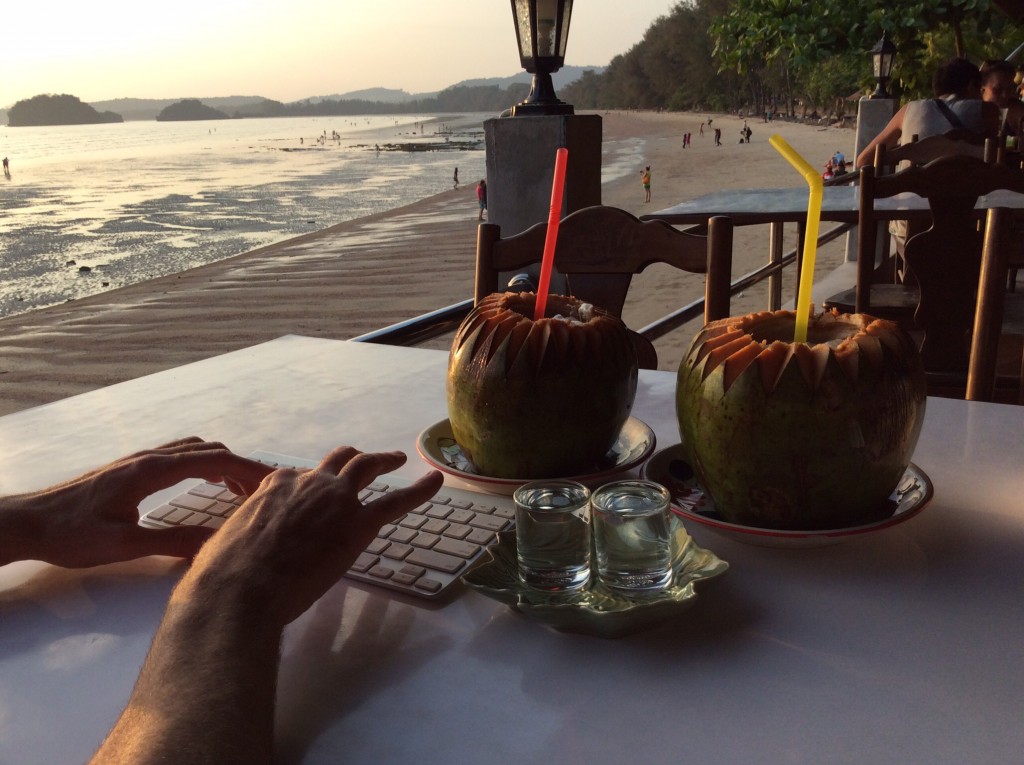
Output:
[
  {"xmin": 647, "ymin": 184, "xmax": 1024, "ymax": 225},
  {"xmin": 2, "ymin": 336, "xmax": 1023, "ymax": 765}
]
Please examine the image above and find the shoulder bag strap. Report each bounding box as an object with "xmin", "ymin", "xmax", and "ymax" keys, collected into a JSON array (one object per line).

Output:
[{"xmin": 933, "ymin": 98, "xmax": 966, "ymax": 131}]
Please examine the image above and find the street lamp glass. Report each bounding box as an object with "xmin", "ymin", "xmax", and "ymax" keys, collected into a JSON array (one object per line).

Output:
[
  {"xmin": 509, "ymin": 0, "xmax": 575, "ymax": 116},
  {"xmin": 512, "ymin": 0, "xmax": 573, "ymax": 72}
]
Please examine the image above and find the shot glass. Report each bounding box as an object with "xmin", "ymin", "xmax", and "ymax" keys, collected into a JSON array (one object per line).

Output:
[
  {"xmin": 514, "ymin": 480, "xmax": 591, "ymax": 592},
  {"xmin": 592, "ymin": 480, "xmax": 673, "ymax": 594}
]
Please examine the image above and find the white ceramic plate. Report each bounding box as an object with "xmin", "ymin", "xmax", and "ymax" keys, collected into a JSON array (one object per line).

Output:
[
  {"xmin": 641, "ymin": 443, "xmax": 933, "ymax": 548},
  {"xmin": 416, "ymin": 416, "xmax": 656, "ymax": 495}
]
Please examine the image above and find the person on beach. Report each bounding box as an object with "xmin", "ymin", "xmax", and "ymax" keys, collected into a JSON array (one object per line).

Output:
[
  {"xmin": 714, "ymin": 127, "xmax": 722, "ymax": 146},
  {"xmin": 641, "ymin": 166, "xmax": 652, "ymax": 202},
  {"xmin": 0, "ymin": 437, "xmax": 443, "ymax": 764},
  {"xmin": 453, "ymin": 167, "xmax": 459, "ymax": 189},
  {"xmin": 477, "ymin": 179, "xmax": 487, "ymax": 221},
  {"xmin": 699, "ymin": 123, "xmax": 704, "ymax": 137}
]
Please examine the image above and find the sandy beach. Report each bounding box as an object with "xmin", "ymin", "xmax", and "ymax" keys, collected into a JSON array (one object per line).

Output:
[{"xmin": 0, "ymin": 111, "xmax": 853, "ymax": 417}]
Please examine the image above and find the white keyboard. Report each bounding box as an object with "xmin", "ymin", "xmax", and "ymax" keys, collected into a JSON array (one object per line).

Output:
[{"xmin": 138, "ymin": 451, "xmax": 514, "ymax": 600}]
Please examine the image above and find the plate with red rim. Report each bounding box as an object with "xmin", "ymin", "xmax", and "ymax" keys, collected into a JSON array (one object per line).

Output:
[
  {"xmin": 640, "ymin": 443, "xmax": 934, "ymax": 548},
  {"xmin": 416, "ymin": 416, "xmax": 656, "ymax": 495}
]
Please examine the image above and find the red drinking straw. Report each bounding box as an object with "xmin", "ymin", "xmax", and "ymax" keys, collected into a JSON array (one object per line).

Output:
[{"xmin": 533, "ymin": 147, "xmax": 569, "ymax": 321}]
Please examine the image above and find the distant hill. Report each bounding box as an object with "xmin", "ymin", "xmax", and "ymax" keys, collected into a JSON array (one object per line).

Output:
[
  {"xmin": 310, "ymin": 88, "xmax": 432, "ymax": 104},
  {"xmin": 313, "ymin": 68, "xmax": 601, "ymax": 104},
  {"xmin": 91, "ymin": 95, "xmax": 268, "ymax": 121},
  {"xmin": 7, "ymin": 94, "xmax": 123, "ymax": 127},
  {"xmin": 3, "ymin": 66, "xmax": 606, "ymax": 124},
  {"xmin": 452, "ymin": 65, "xmax": 603, "ymax": 91},
  {"xmin": 155, "ymin": 99, "xmax": 231, "ymax": 122}
]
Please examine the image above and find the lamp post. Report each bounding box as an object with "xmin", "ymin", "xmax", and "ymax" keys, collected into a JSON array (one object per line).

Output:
[
  {"xmin": 509, "ymin": 0, "xmax": 574, "ymax": 116},
  {"xmin": 870, "ymin": 33, "xmax": 897, "ymax": 99}
]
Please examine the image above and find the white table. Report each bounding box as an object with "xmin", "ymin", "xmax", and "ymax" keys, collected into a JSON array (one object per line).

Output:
[
  {"xmin": 2, "ymin": 335, "xmax": 1023, "ymax": 764},
  {"xmin": 647, "ymin": 184, "xmax": 1024, "ymax": 225}
]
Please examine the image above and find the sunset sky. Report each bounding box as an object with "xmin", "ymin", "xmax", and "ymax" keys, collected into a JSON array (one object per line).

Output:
[{"xmin": 3, "ymin": 1, "xmax": 677, "ymax": 107}]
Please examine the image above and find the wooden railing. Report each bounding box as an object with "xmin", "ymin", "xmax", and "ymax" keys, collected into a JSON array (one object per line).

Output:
[{"xmin": 351, "ymin": 222, "xmax": 855, "ymax": 347}]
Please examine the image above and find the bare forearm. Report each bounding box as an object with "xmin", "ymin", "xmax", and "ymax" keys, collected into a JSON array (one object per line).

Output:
[
  {"xmin": 89, "ymin": 573, "xmax": 283, "ymax": 765},
  {"xmin": 0, "ymin": 495, "xmax": 45, "ymax": 566}
]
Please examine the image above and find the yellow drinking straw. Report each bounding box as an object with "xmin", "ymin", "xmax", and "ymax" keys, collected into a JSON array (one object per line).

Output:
[{"xmin": 768, "ymin": 134, "xmax": 822, "ymax": 344}]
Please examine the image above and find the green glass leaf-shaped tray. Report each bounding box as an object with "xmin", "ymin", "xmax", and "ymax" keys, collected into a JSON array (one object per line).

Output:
[{"xmin": 462, "ymin": 517, "xmax": 728, "ymax": 638}]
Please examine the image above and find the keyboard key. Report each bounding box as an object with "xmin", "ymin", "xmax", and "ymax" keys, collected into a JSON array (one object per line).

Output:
[
  {"xmin": 204, "ymin": 500, "xmax": 236, "ymax": 518},
  {"xmin": 434, "ymin": 538, "xmax": 480, "ymax": 559},
  {"xmin": 169, "ymin": 494, "xmax": 217, "ymax": 513},
  {"xmin": 392, "ymin": 565, "xmax": 426, "ymax": 586},
  {"xmin": 188, "ymin": 484, "xmax": 227, "ymax": 500},
  {"xmin": 466, "ymin": 528, "xmax": 497, "ymax": 546},
  {"xmin": 382, "ymin": 543, "xmax": 413, "ymax": 560},
  {"xmin": 369, "ymin": 565, "xmax": 395, "ymax": 579},
  {"xmin": 398, "ymin": 514, "xmax": 429, "ymax": 530},
  {"xmin": 388, "ymin": 527, "xmax": 418, "ymax": 545},
  {"xmin": 425, "ymin": 505, "xmax": 453, "ymax": 519},
  {"xmin": 406, "ymin": 548, "xmax": 466, "ymax": 574},
  {"xmin": 181, "ymin": 513, "xmax": 210, "ymax": 526},
  {"xmin": 411, "ymin": 532, "xmax": 440, "ymax": 549},
  {"xmin": 350, "ymin": 553, "xmax": 379, "ymax": 573},
  {"xmin": 365, "ymin": 538, "xmax": 390, "ymax": 555},
  {"xmin": 414, "ymin": 578, "xmax": 444, "ymax": 594},
  {"xmin": 442, "ymin": 523, "xmax": 472, "ymax": 540},
  {"xmin": 469, "ymin": 515, "xmax": 508, "ymax": 533},
  {"xmin": 421, "ymin": 518, "xmax": 450, "ymax": 535},
  {"xmin": 162, "ymin": 507, "xmax": 195, "ymax": 525},
  {"xmin": 447, "ymin": 509, "xmax": 475, "ymax": 524}
]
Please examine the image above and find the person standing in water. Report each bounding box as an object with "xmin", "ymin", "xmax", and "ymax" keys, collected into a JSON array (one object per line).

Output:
[
  {"xmin": 641, "ymin": 166, "xmax": 651, "ymax": 203},
  {"xmin": 453, "ymin": 167, "xmax": 459, "ymax": 189}
]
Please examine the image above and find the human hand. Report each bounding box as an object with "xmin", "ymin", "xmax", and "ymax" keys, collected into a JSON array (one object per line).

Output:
[
  {"xmin": 178, "ymin": 447, "xmax": 444, "ymax": 629},
  {"xmin": 1, "ymin": 437, "xmax": 272, "ymax": 568}
]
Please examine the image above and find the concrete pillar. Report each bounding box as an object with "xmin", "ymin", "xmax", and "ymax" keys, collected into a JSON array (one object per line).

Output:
[
  {"xmin": 484, "ymin": 114, "xmax": 602, "ymax": 236},
  {"xmin": 482, "ymin": 113, "xmax": 602, "ymax": 293},
  {"xmin": 844, "ymin": 97, "xmax": 899, "ymax": 263}
]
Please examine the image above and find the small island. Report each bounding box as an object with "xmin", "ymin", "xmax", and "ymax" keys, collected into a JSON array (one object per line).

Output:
[
  {"xmin": 7, "ymin": 94, "xmax": 123, "ymax": 127},
  {"xmin": 155, "ymin": 99, "xmax": 230, "ymax": 122}
]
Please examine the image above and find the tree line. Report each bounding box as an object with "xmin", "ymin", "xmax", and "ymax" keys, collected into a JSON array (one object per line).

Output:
[{"xmin": 561, "ymin": 0, "xmax": 1024, "ymax": 120}]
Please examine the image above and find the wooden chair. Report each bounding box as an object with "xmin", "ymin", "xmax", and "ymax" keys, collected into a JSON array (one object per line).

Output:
[
  {"xmin": 848, "ymin": 155, "xmax": 1024, "ymax": 382},
  {"xmin": 967, "ymin": 207, "xmax": 1014, "ymax": 401},
  {"xmin": 474, "ymin": 205, "xmax": 734, "ymax": 369},
  {"xmin": 825, "ymin": 133, "xmax": 991, "ymax": 316}
]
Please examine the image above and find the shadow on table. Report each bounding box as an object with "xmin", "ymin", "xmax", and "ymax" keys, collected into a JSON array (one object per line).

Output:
[{"xmin": 273, "ymin": 581, "xmax": 454, "ymax": 764}]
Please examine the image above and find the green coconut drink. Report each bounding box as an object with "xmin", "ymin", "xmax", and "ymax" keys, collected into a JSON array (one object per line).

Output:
[
  {"xmin": 448, "ymin": 292, "xmax": 638, "ymax": 479},
  {"xmin": 676, "ymin": 310, "xmax": 927, "ymax": 530}
]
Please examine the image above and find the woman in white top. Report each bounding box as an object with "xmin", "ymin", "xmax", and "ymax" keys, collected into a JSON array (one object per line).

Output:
[{"xmin": 856, "ymin": 58, "xmax": 999, "ymax": 168}]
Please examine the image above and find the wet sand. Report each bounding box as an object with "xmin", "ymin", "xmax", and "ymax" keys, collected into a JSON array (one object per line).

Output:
[{"xmin": 0, "ymin": 111, "xmax": 853, "ymax": 416}]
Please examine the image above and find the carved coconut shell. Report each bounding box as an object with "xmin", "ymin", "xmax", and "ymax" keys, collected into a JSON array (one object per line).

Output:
[
  {"xmin": 676, "ymin": 310, "xmax": 927, "ymax": 530},
  {"xmin": 448, "ymin": 292, "xmax": 638, "ymax": 479}
]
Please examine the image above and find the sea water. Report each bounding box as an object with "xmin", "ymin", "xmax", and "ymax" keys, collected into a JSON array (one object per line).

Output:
[
  {"xmin": 0, "ymin": 112, "xmax": 644, "ymax": 319},
  {"xmin": 0, "ymin": 113, "xmax": 488, "ymax": 318}
]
